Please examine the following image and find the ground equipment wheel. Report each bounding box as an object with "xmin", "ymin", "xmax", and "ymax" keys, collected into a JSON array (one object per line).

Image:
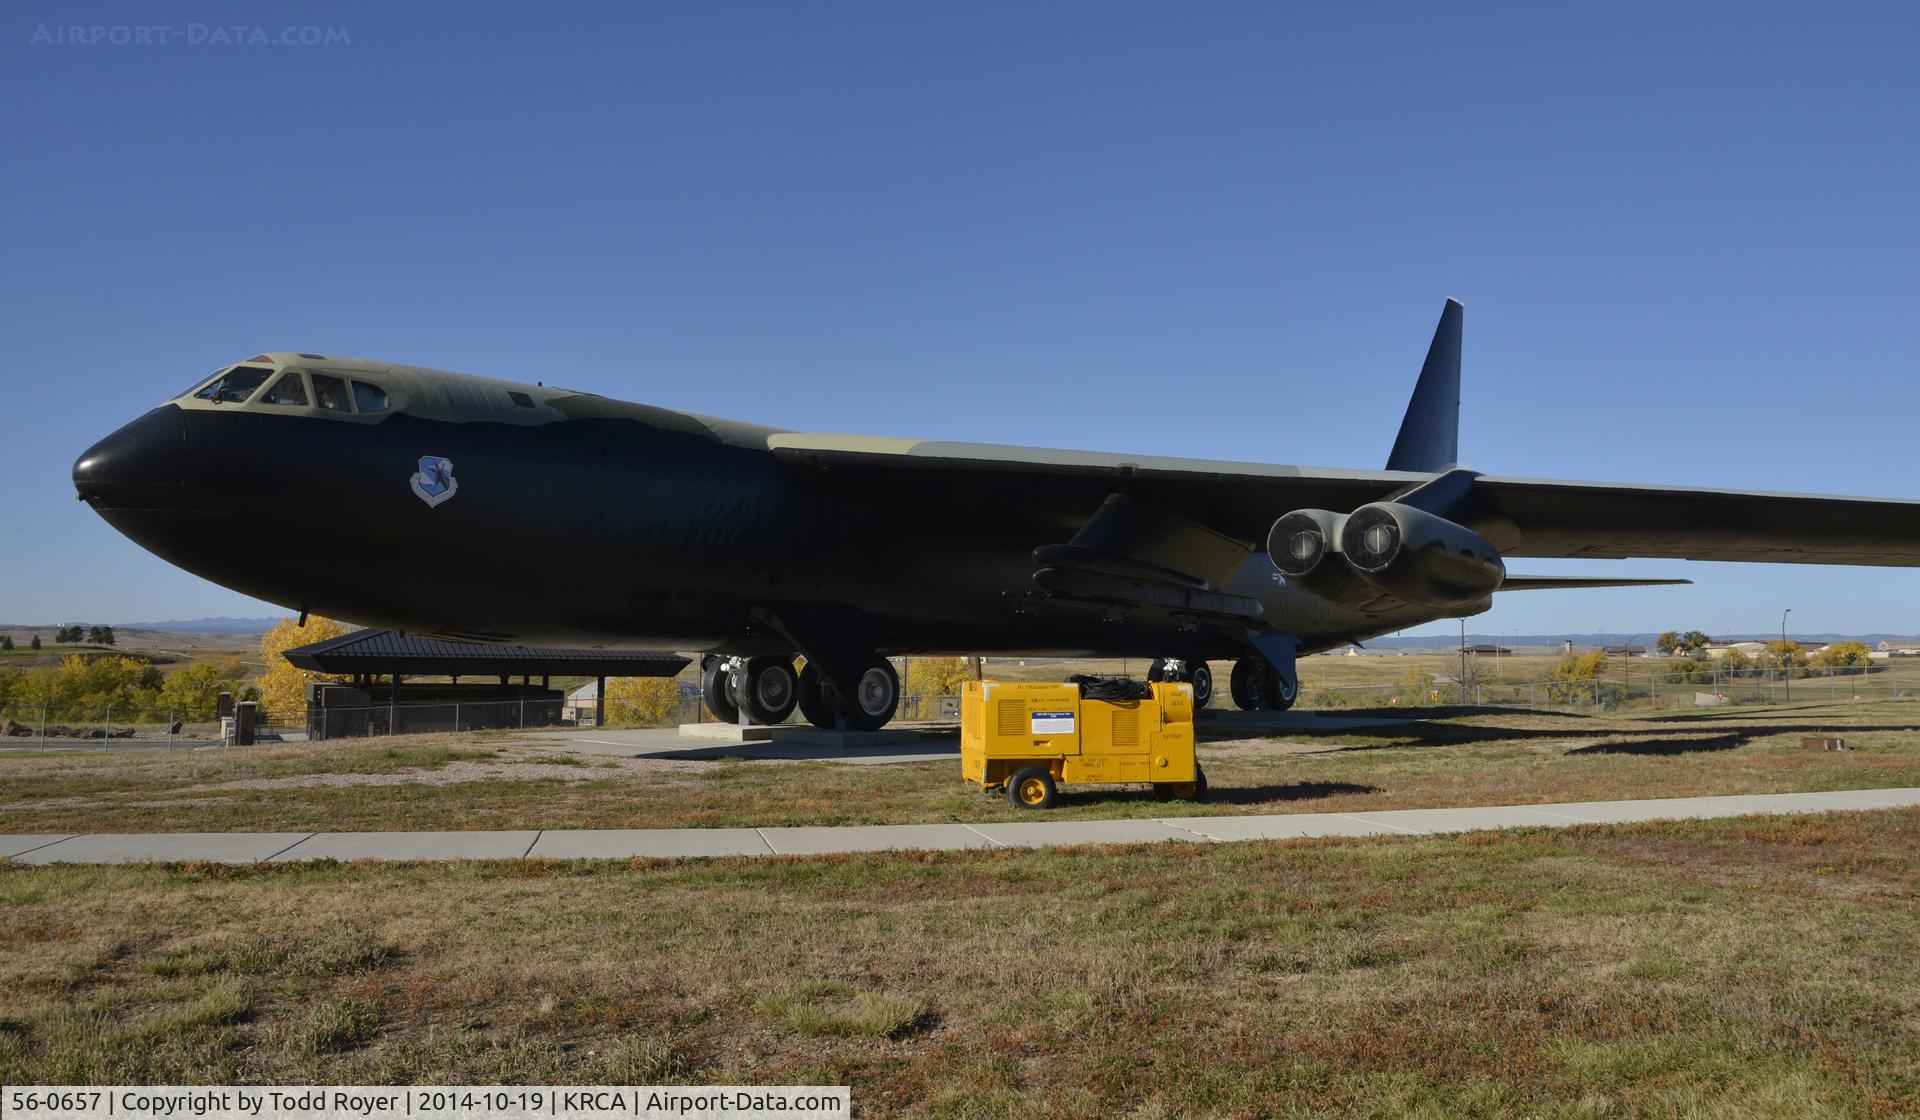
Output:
[
  {"xmin": 741, "ymin": 656, "xmax": 799, "ymax": 724},
  {"xmin": 700, "ymin": 657, "xmax": 740, "ymax": 723},
  {"xmin": 1189, "ymin": 661, "xmax": 1213, "ymax": 708},
  {"xmin": 816, "ymin": 656, "xmax": 900, "ymax": 731},
  {"xmin": 1154, "ymin": 765, "xmax": 1208, "ymax": 802},
  {"xmin": 795, "ymin": 662, "xmax": 834, "ymax": 729},
  {"xmin": 1008, "ymin": 766, "xmax": 1058, "ymax": 810},
  {"xmin": 1147, "ymin": 660, "xmax": 1169, "ymax": 682}
]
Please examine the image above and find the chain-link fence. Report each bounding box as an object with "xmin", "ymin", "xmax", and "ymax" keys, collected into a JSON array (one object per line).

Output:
[
  {"xmin": 4, "ymin": 661, "xmax": 1910, "ymax": 745},
  {"xmin": 1298, "ymin": 661, "xmax": 1913, "ymax": 713},
  {"xmin": 0, "ymin": 704, "xmax": 240, "ymax": 747}
]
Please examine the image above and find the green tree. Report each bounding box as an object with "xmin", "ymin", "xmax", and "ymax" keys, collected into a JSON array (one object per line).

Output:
[
  {"xmin": 1655, "ymin": 631, "xmax": 1681, "ymax": 656},
  {"xmin": 1682, "ymin": 630, "xmax": 1711, "ymax": 653},
  {"xmin": 0, "ymin": 635, "xmax": 12, "ymax": 651},
  {"xmin": 55, "ymin": 625, "xmax": 82, "ymax": 644},
  {"xmin": 85, "ymin": 625, "xmax": 115, "ymax": 647},
  {"xmin": 29, "ymin": 635, "xmax": 41, "ymax": 651},
  {"xmin": 1816, "ymin": 641, "xmax": 1874, "ymax": 671},
  {"xmin": 157, "ymin": 659, "xmax": 248, "ymax": 717},
  {"xmin": 1664, "ymin": 657, "xmax": 1710, "ymax": 685},
  {"xmin": 1720, "ymin": 647, "xmax": 1753, "ymax": 672}
]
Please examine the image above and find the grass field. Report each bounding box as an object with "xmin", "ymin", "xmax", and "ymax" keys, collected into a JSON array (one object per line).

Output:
[
  {"xmin": 2, "ymin": 702, "xmax": 1915, "ymax": 834},
  {"xmin": 0, "ymin": 809, "xmax": 1914, "ymax": 1116}
]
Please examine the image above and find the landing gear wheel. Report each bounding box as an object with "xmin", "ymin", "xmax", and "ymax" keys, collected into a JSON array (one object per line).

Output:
[
  {"xmin": 795, "ymin": 662, "xmax": 834, "ymax": 729},
  {"xmin": 1270, "ymin": 672, "xmax": 1298, "ymax": 711},
  {"xmin": 1230, "ymin": 658, "xmax": 1297, "ymax": 711},
  {"xmin": 700, "ymin": 657, "xmax": 740, "ymax": 723},
  {"xmin": 1189, "ymin": 662, "xmax": 1213, "ymax": 708},
  {"xmin": 1008, "ymin": 766, "xmax": 1057, "ymax": 810},
  {"xmin": 1230, "ymin": 659, "xmax": 1257, "ymax": 710},
  {"xmin": 740, "ymin": 657, "xmax": 798, "ymax": 725},
  {"xmin": 1153, "ymin": 765, "xmax": 1207, "ymax": 803},
  {"xmin": 813, "ymin": 656, "xmax": 901, "ymax": 731}
]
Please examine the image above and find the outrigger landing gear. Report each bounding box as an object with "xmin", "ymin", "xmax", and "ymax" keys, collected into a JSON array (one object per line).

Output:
[{"xmin": 1146, "ymin": 658, "xmax": 1213, "ymax": 708}]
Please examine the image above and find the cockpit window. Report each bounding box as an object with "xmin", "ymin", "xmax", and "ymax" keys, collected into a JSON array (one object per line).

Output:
[
  {"xmin": 351, "ymin": 381, "xmax": 390, "ymax": 414},
  {"xmin": 260, "ymin": 372, "xmax": 309, "ymax": 406},
  {"xmin": 311, "ymin": 373, "xmax": 352, "ymax": 413},
  {"xmin": 180, "ymin": 369, "xmax": 227, "ymax": 398},
  {"xmin": 192, "ymin": 366, "xmax": 273, "ymax": 404}
]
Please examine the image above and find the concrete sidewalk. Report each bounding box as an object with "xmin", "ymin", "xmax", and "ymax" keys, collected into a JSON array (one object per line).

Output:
[{"xmin": 5, "ymin": 788, "xmax": 1915, "ymax": 866}]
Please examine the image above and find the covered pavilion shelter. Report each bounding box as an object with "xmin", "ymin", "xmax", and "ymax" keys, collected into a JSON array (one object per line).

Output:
[{"xmin": 283, "ymin": 629, "xmax": 687, "ymax": 738}]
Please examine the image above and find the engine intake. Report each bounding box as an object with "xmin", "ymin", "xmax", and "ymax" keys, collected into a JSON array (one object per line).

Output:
[
  {"xmin": 1265, "ymin": 509, "xmax": 1389, "ymax": 610},
  {"xmin": 1338, "ymin": 501, "xmax": 1505, "ymax": 606}
]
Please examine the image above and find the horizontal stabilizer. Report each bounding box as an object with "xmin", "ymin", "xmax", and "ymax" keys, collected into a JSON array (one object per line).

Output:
[{"xmin": 1500, "ymin": 575, "xmax": 1692, "ymax": 592}]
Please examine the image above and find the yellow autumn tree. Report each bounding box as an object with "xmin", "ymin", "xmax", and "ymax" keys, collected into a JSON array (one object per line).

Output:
[
  {"xmin": 256, "ymin": 616, "xmax": 352, "ymax": 719},
  {"xmin": 603, "ymin": 675, "xmax": 684, "ymax": 727},
  {"xmin": 905, "ymin": 656, "xmax": 974, "ymax": 698}
]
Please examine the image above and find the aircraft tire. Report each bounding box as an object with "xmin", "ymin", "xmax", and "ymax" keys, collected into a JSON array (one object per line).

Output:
[
  {"xmin": 814, "ymin": 656, "xmax": 900, "ymax": 731},
  {"xmin": 1268, "ymin": 671, "xmax": 1298, "ymax": 711},
  {"xmin": 700, "ymin": 658, "xmax": 740, "ymax": 724},
  {"xmin": 795, "ymin": 663, "xmax": 835, "ymax": 729},
  {"xmin": 1229, "ymin": 659, "xmax": 1258, "ymax": 710},
  {"xmin": 741, "ymin": 657, "xmax": 799, "ymax": 725},
  {"xmin": 1189, "ymin": 661, "xmax": 1213, "ymax": 708},
  {"xmin": 1008, "ymin": 766, "xmax": 1057, "ymax": 810}
]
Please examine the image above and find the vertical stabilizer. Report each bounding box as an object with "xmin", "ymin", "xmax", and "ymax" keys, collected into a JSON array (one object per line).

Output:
[{"xmin": 1386, "ymin": 298, "xmax": 1462, "ymax": 472}]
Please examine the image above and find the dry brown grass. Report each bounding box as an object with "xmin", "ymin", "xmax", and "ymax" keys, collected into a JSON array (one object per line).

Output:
[
  {"xmin": 1, "ymin": 704, "xmax": 1916, "ymax": 835},
  {"xmin": 1, "ymin": 809, "xmax": 1914, "ymax": 1116}
]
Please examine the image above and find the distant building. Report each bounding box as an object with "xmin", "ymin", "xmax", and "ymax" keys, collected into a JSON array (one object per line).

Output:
[
  {"xmin": 1458, "ymin": 644, "xmax": 1512, "ymax": 657},
  {"xmin": 1878, "ymin": 640, "xmax": 1920, "ymax": 656},
  {"xmin": 1602, "ymin": 644, "xmax": 1648, "ymax": 657},
  {"xmin": 1701, "ymin": 641, "xmax": 1766, "ymax": 660}
]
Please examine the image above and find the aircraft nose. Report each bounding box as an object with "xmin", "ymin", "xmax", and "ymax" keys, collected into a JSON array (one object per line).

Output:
[{"xmin": 73, "ymin": 405, "xmax": 189, "ymax": 508}]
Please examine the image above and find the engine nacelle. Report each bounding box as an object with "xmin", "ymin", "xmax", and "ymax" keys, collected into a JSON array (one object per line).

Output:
[
  {"xmin": 1266, "ymin": 509, "xmax": 1391, "ymax": 609},
  {"xmin": 1338, "ymin": 501, "xmax": 1505, "ymax": 607}
]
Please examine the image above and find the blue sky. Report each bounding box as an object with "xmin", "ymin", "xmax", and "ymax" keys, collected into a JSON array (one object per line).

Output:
[{"xmin": 2, "ymin": 1, "xmax": 1915, "ymax": 639}]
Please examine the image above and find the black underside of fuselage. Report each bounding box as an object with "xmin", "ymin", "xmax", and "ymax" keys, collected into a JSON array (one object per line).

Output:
[{"xmin": 76, "ymin": 404, "xmax": 1450, "ymax": 659}]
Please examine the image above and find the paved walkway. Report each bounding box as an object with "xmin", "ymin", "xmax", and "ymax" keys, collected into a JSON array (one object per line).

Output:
[{"xmin": 5, "ymin": 788, "xmax": 1915, "ymax": 866}]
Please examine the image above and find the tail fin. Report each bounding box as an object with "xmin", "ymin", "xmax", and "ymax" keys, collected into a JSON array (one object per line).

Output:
[{"xmin": 1386, "ymin": 298, "xmax": 1462, "ymax": 472}]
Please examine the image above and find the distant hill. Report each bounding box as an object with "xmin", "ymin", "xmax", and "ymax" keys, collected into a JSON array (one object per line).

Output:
[
  {"xmin": 1368, "ymin": 632, "xmax": 1920, "ymax": 651},
  {"xmin": 110, "ymin": 616, "xmax": 280, "ymax": 635}
]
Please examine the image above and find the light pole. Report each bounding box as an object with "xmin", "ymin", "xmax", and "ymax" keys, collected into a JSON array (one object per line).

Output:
[{"xmin": 1781, "ymin": 608, "xmax": 1792, "ymax": 702}]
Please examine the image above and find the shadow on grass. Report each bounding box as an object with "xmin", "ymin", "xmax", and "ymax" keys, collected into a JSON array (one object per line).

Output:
[
  {"xmin": 1564, "ymin": 733, "xmax": 1747, "ymax": 756},
  {"xmin": 1047, "ymin": 780, "xmax": 1380, "ymax": 810},
  {"xmin": 1284, "ymin": 715, "xmax": 1920, "ymax": 754}
]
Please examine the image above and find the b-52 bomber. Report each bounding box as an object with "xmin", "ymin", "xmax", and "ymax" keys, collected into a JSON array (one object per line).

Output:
[{"xmin": 74, "ymin": 301, "xmax": 1920, "ymax": 729}]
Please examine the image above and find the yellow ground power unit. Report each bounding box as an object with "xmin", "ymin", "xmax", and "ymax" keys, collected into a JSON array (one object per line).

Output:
[{"xmin": 960, "ymin": 678, "xmax": 1205, "ymax": 809}]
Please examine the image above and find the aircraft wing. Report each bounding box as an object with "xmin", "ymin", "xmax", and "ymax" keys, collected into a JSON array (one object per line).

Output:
[
  {"xmin": 1474, "ymin": 477, "xmax": 1920, "ymax": 566},
  {"xmin": 769, "ymin": 435, "xmax": 1920, "ymax": 568}
]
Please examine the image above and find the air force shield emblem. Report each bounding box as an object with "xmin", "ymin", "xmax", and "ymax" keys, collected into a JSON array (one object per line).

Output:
[{"xmin": 409, "ymin": 455, "xmax": 459, "ymax": 508}]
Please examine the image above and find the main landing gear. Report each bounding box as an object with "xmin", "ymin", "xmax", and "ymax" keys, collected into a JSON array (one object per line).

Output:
[
  {"xmin": 701, "ymin": 654, "xmax": 900, "ymax": 731},
  {"xmin": 1229, "ymin": 657, "xmax": 1297, "ymax": 711},
  {"xmin": 1146, "ymin": 658, "xmax": 1213, "ymax": 708}
]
